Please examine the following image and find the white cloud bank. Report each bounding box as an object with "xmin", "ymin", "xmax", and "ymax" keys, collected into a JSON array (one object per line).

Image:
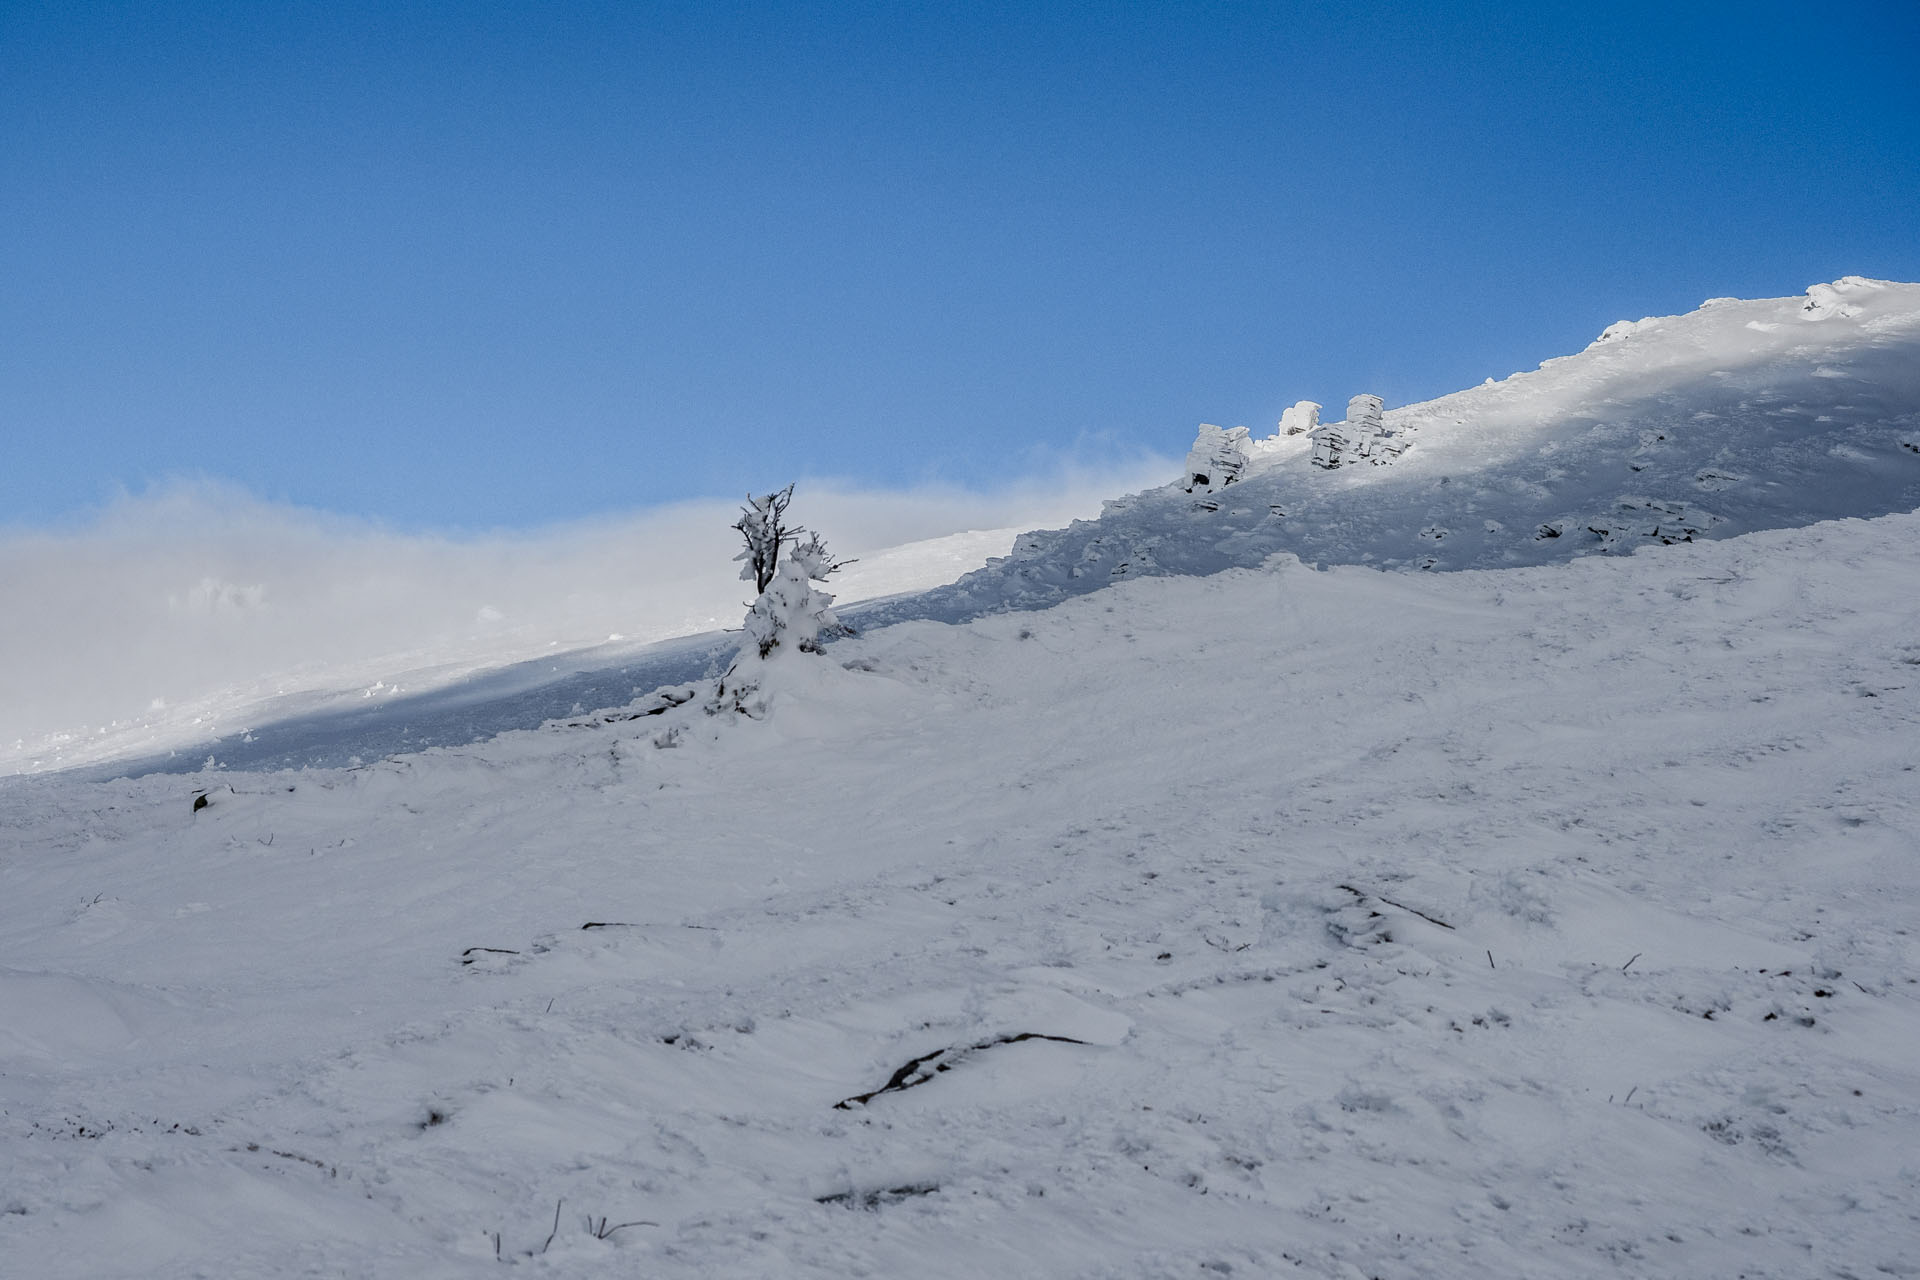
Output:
[{"xmin": 0, "ymin": 456, "xmax": 1173, "ymax": 772}]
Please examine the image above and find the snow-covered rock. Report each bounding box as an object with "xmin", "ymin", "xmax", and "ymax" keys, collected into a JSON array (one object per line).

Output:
[
  {"xmin": 1801, "ymin": 274, "xmax": 1884, "ymax": 320},
  {"xmin": 1309, "ymin": 393, "xmax": 1407, "ymax": 469},
  {"xmin": 856, "ymin": 278, "xmax": 1920, "ymax": 623},
  {"xmin": 1181, "ymin": 423, "xmax": 1252, "ymax": 493},
  {"xmin": 1279, "ymin": 399, "xmax": 1321, "ymax": 435}
]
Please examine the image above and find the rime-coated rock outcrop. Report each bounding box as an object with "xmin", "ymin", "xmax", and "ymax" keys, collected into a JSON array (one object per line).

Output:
[
  {"xmin": 1310, "ymin": 393, "xmax": 1409, "ymax": 469},
  {"xmin": 1182, "ymin": 423, "xmax": 1253, "ymax": 493}
]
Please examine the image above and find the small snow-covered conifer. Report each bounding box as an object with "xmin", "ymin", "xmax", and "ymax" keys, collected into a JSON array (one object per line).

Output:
[
  {"xmin": 740, "ymin": 531, "xmax": 845, "ymax": 660},
  {"xmin": 717, "ymin": 503, "xmax": 851, "ymax": 716}
]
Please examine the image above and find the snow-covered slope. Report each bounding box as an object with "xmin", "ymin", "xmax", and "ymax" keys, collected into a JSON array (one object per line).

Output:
[
  {"xmin": 867, "ymin": 277, "xmax": 1920, "ymax": 624},
  {"xmin": 15, "ymin": 278, "xmax": 1916, "ymax": 782},
  {"xmin": 5, "ymin": 278, "xmax": 1920, "ymax": 1277},
  {"xmin": 4, "ymin": 509, "xmax": 1919, "ymax": 1278},
  {"xmin": 0, "ymin": 523, "xmax": 1035, "ymax": 779}
]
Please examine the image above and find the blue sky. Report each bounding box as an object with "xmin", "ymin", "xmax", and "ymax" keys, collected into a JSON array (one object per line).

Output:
[{"xmin": 4, "ymin": 0, "xmax": 1917, "ymax": 531}]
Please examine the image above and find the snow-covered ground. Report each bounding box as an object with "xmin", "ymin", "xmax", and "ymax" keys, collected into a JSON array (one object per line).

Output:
[
  {"xmin": 3, "ymin": 279, "xmax": 1918, "ymax": 1277},
  {"xmin": 0, "ymin": 518, "xmax": 1057, "ymax": 778},
  {"xmin": 10, "ymin": 279, "xmax": 1916, "ymax": 781}
]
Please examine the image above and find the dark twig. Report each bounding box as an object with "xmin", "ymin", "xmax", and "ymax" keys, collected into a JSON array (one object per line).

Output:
[
  {"xmin": 836, "ymin": 1032, "xmax": 1087, "ymax": 1109},
  {"xmin": 1376, "ymin": 894, "xmax": 1454, "ymax": 930},
  {"xmin": 817, "ymin": 1182, "xmax": 939, "ymax": 1209},
  {"xmin": 460, "ymin": 947, "xmax": 520, "ymax": 966},
  {"xmin": 1337, "ymin": 883, "xmax": 1454, "ymax": 930},
  {"xmin": 586, "ymin": 1214, "xmax": 658, "ymax": 1239},
  {"xmin": 1622, "ymin": 953, "xmax": 1641, "ymax": 972},
  {"xmin": 541, "ymin": 1199, "xmax": 562, "ymax": 1254},
  {"xmin": 1487, "ymin": 950, "xmax": 1495, "ymax": 969}
]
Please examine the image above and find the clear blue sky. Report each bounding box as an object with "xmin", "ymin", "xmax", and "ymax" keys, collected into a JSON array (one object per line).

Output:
[{"xmin": 5, "ymin": 0, "xmax": 1917, "ymax": 530}]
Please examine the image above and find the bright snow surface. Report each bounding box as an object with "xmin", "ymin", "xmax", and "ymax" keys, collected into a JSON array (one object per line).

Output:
[
  {"xmin": 3, "ymin": 280, "xmax": 1919, "ymax": 1277},
  {"xmin": 870, "ymin": 276, "xmax": 1920, "ymax": 619}
]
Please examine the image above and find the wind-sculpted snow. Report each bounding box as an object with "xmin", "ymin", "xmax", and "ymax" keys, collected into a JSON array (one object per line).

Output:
[
  {"xmin": 42, "ymin": 632, "xmax": 735, "ymax": 780},
  {"xmin": 4, "ymin": 512, "xmax": 1919, "ymax": 1277},
  {"xmin": 860, "ymin": 277, "xmax": 1920, "ymax": 629},
  {"xmin": 17, "ymin": 278, "xmax": 1920, "ymax": 781}
]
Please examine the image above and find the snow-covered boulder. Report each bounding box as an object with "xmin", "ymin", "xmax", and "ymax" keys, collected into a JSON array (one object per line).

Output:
[
  {"xmin": 1279, "ymin": 400, "xmax": 1321, "ymax": 435},
  {"xmin": 1309, "ymin": 394, "xmax": 1409, "ymax": 469},
  {"xmin": 1801, "ymin": 276, "xmax": 1883, "ymax": 321},
  {"xmin": 1591, "ymin": 318, "xmax": 1644, "ymax": 345},
  {"xmin": 1347, "ymin": 392, "xmax": 1384, "ymax": 436},
  {"xmin": 1307, "ymin": 423, "xmax": 1346, "ymax": 469},
  {"xmin": 1182, "ymin": 423, "xmax": 1253, "ymax": 493}
]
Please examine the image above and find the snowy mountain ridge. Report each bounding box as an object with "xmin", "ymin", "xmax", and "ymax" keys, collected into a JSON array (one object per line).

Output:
[{"xmin": 863, "ymin": 276, "xmax": 1920, "ymax": 625}]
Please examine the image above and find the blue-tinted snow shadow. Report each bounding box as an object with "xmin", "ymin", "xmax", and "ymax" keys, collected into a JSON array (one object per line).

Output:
[
  {"xmin": 50, "ymin": 590, "xmax": 993, "ymax": 784},
  {"xmin": 62, "ymin": 631, "xmax": 733, "ymax": 783}
]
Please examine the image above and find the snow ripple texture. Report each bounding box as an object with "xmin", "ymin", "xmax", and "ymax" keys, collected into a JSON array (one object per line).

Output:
[{"xmin": 4, "ymin": 509, "xmax": 1920, "ymax": 1278}]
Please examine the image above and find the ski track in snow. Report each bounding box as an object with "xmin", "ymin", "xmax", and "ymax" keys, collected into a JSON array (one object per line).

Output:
[{"xmin": 4, "ymin": 507, "xmax": 1919, "ymax": 1278}]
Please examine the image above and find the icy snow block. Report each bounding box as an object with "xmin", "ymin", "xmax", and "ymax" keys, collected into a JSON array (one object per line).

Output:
[
  {"xmin": 1347, "ymin": 394, "xmax": 1385, "ymax": 433},
  {"xmin": 1280, "ymin": 400, "xmax": 1322, "ymax": 435}
]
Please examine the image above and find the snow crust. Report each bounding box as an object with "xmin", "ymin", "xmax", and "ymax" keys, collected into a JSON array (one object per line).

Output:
[{"xmin": 4, "ymin": 507, "xmax": 1919, "ymax": 1277}]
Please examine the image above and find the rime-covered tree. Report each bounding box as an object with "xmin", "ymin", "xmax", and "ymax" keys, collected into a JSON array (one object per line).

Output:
[
  {"xmin": 732, "ymin": 485, "xmax": 797, "ymax": 595},
  {"xmin": 716, "ymin": 500, "xmax": 852, "ymax": 716},
  {"xmin": 738, "ymin": 531, "xmax": 846, "ymax": 661}
]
